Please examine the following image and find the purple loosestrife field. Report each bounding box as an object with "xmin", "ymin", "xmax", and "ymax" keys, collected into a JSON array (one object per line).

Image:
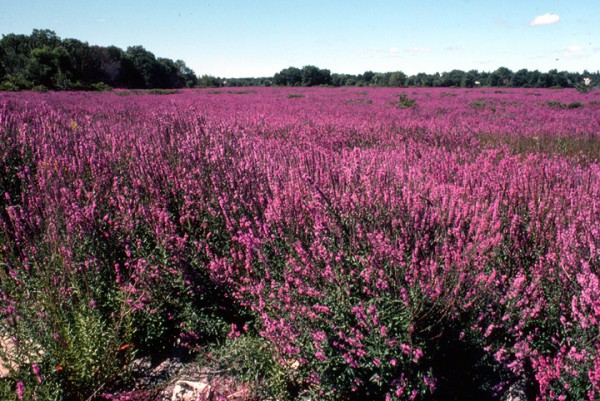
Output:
[{"xmin": 0, "ymin": 87, "xmax": 599, "ymax": 400}]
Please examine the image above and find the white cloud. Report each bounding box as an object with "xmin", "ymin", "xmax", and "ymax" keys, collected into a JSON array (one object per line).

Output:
[
  {"xmin": 530, "ymin": 13, "xmax": 560, "ymax": 26},
  {"xmin": 565, "ymin": 45, "xmax": 584, "ymax": 54},
  {"xmin": 563, "ymin": 45, "xmax": 587, "ymax": 59},
  {"xmin": 406, "ymin": 47, "xmax": 431, "ymax": 53},
  {"xmin": 388, "ymin": 47, "xmax": 399, "ymax": 54},
  {"xmin": 445, "ymin": 45, "xmax": 466, "ymax": 52}
]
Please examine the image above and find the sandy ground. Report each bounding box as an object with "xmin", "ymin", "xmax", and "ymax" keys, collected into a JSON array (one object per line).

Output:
[{"xmin": 0, "ymin": 335, "xmax": 16, "ymax": 377}]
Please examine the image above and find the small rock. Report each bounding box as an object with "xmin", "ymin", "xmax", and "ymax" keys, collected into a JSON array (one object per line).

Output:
[
  {"xmin": 0, "ymin": 336, "xmax": 13, "ymax": 377},
  {"xmin": 171, "ymin": 379, "xmax": 211, "ymax": 401},
  {"xmin": 1, "ymin": 335, "xmax": 44, "ymax": 378}
]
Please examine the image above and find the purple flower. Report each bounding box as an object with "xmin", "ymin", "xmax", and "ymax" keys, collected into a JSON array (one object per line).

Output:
[
  {"xmin": 31, "ymin": 363, "xmax": 43, "ymax": 383},
  {"xmin": 16, "ymin": 381, "xmax": 25, "ymax": 399}
]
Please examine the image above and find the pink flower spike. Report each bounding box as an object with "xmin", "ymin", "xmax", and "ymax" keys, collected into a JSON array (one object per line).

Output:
[
  {"xmin": 16, "ymin": 381, "xmax": 25, "ymax": 399},
  {"xmin": 32, "ymin": 363, "xmax": 42, "ymax": 382}
]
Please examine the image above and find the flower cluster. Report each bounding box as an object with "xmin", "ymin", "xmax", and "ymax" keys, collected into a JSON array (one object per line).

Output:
[{"xmin": 0, "ymin": 87, "xmax": 599, "ymax": 400}]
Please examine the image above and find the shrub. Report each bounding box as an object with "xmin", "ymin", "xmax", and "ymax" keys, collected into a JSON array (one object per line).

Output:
[
  {"xmin": 91, "ymin": 82, "xmax": 113, "ymax": 92},
  {"xmin": 546, "ymin": 100, "xmax": 584, "ymax": 109},
  {"xmin": 31, "ymin": 85, "xmax": 48, "ymax": 92},
  {"xmin": 575, "ymin": 82, "xmax": 593, "ymax": 94},
  {"xmin": 396, "ymin": 93, "xmax": 416, "ymax": 108},
  {"xmin": 0, "ymin": 81, "xmax": 20, "ymax": 91},
  {"xmin": 147, "ymin": 89, "xmax": 180, "ymax": 95},
  {"xmin": 469, "ymin": 100, "xmax": 487, "ymax": 109},
  {"xmin": 565, "ymin": 101, "xmax": 584, "ymax": 109}
]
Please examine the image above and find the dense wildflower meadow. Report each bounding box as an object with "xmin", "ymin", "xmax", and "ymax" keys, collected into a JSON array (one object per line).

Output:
[{"xmin": 1, "ymin": 87, "xmax": 599, "ymax": 400}]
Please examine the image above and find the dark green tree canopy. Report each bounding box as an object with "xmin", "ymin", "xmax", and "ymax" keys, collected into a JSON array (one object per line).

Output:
[
  {"xmin": 273, "ymin": 67, "xmax": 302, "ymax": 86},
  {"xmin": 0, "ymin": 29, "xmax": 199, "ymax": 90},
  {"xmin": 272, "ymin": 65, "xmax": 597, "ymax": 89},
  {"xmin": 273, "ymin": 65, "xmax": 331, "ymax": 86}
]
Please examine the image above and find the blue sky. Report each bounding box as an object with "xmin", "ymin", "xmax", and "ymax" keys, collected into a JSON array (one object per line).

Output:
[{"xmin": 1, "ymin": 0, "xmax": 598, "ymax": 77}]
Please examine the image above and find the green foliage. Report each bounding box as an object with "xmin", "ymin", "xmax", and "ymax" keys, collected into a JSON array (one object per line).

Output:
[
  {"xmin": 273, "ymin": 65, "xmax": 600, "ymax": 89},
  {"xmin": 469, "ymin": 100, "xmax": 487, "ymax": 109},
  {"xmin": 388, "ymin": 71, "xmax": 407, "ymax": 87},
  {"xmin": 214, "ymin": 89, "xmax": 257, "ymax": 94},
  {"xmin": 198, "ymin": 74, "xmax": 221, "ymax": 88},
  {"xmin": 273, "ymin": 66, "xmax": 302, "ymax": 86},
  {"xmin": 546, "ymin": 100, "xmax": 584, "ymax": 109},
  {"xmin": 0, "ymin": 80, "xmax": 22, "ymax": 91},
  {"xmin": 200, "ymin": 334, "xmax": 294, "ymax": 400},
  {"xmin": 51, "ymin": 305, "xmax": 135, "ymax": 397},
  {"xmin": 396, "ymin": 93, "xmax": 417, "ymax": 108},
  {"xmin": 477, "ymin": 133, "xmax": 600, "ymax": 162},
  {"xmin": 23, "ymin": 46, "xmax": 69, "ymax": 88},
  {"xmin": 274, "ymin": 65, "xmax": 331, "ymax": 86},
  {"xmin": 0, "ymin": 253, "xmax": 136, "ymax": 400},
  {"xmin": 0, "ymin": 379, "xmax": 63, "ymax": 401},
  {"xmin": 3, "ymin": 30, "xmax": 600, "ymax": 90},
  {"xmin": 0, "ymin": 76, "xmax": 33, "ymax": 91},
  {"xmin": 0, "ymin": 29, "xmax": 198, "ymax": 90},
  {"xmin": 345, "ymin": 98, "xmax": 372, "ymax": 105},
  {"xmin": 31, "ymin": 85, "xmax": 48, "ymax": 92},
  {"xmin": 147, "ymin": 88, "xmax": 179, "ymax": 95},
  {"xmin": 575, "ymin": 83, "xmax": 593, "ymax": 93},
  {"xmin": 91, "ymin": 82, "xmax": 113, "ymax": 91}
]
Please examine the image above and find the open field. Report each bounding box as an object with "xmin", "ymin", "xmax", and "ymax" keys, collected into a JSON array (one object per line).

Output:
[{"xmin": 1, "ymin": 87, "xmax": 599, "ymax": 400}]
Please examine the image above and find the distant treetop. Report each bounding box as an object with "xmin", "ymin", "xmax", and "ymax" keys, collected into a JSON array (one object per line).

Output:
[{"xmin": 0, "ymin": 29, "xmax": 597, "ymax": 91}]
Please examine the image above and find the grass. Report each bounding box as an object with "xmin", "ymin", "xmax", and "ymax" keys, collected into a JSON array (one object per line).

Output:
[
  {"xmin": 115, "ymin": 89, "xmax": 181, "ymax": 96},
  {"xmin": 344, "ymin": 98, "xmax": 372, "ymax": 105},
  {"xmin": 395, "ymin": 93, "xmax": 417, "ymax": 108},
  {"xmin": 545, "ymin": 100, "xmax": 585, "ymax": 109},
  {"xmin": 208, "ymin": 90, "xmax": 257, "ymax": 95},
  {"xmin": 477, "ymin": 133, "xmax": 600, "ymax": 162}
]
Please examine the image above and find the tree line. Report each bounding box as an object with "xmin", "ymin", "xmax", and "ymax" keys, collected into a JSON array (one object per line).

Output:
[
  {"xmin": 0, "ymin": 29, "xmax": 198, "ymax": 90},
  {"xmin": 271, "ymin": 65, "xmax": 598, "ymax": 90},
  {"xmin": 0, "ymin": 30, "xmax": 597, "ymax": 91}
]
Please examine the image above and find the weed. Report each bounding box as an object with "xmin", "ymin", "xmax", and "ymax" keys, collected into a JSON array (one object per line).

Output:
[{"xmin": 396, "ymin": 93, "xmax": 416, "ymax": 108}]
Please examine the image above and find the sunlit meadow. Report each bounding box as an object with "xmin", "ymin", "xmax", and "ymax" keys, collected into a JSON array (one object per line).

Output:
[{"xmin": 1, "ymin": 87, "xmax": 599, "ymax": 400}]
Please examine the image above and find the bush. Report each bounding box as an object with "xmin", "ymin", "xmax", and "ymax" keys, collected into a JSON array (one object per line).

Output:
[
  {"xmin": 546, "ymin": 100, "xmax": 584, "ymax": 109},
  {"xmin": 91, "ymin": 82, "xmax": 113, "ymax": 92},
  {"xmin": 0, "ymin": 81, "xmax": 20, "ymax": 91},
  {"xmin": 198, "ymin": 333, "xmax": 294, "ymax": 400},
  {"xmin": 396, "ymin": 93, "xmax": 416, "ymax": 108},
  {"xmin": 565, "ymin": 101, "xmax": 584, "ymax": 109},
  {"xmin": 31, "ymin": 85, "xmax": 48, "ymax": 92},
  {"xmin": 469, "ymin": 100, "xmax": 487, "ymax": 109},
  {"xmin": 147, "ymin": 89, "xmax": 180, "ymax": 95},
  {"xmin": 0, "ymin": 76, "xmax": 34, "ymax": 91},
  {"xmin": 575, "ymin": 82, "xmax": 593, "ymax": 94}
]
